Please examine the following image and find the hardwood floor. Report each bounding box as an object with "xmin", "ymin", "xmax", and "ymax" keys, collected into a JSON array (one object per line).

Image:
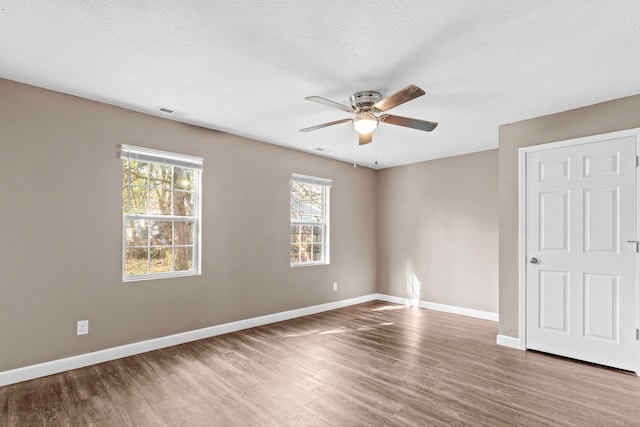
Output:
[{"xmin": 1, "ymin": 300, "xmax": 639, "ymax": 426}]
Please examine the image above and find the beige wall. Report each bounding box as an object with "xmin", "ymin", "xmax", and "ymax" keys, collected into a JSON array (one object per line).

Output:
[
  {"xmin": 377, "ymin": 150, "xmax": 499, "ymax": 313},
  {"xmin": 0, "ymin": 79, "xmax": 378, "ymax": 372},
  {"xmin": 498, "ymin": 94, "xmax": 640, "ymax": 338}
]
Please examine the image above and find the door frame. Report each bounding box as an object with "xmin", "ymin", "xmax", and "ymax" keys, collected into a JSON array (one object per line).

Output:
[{"xmin": 518, "ymin": 127, "xmax": 640, "ymax": 375}]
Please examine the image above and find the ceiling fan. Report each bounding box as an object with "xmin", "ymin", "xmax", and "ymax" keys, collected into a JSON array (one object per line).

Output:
[{"xmin": 299, "ymin": 84, "xmax": 438, "ymax": 145}]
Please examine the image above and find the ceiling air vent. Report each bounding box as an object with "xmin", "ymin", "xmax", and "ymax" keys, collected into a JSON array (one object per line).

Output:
[{"xmin": 155, "ymin": 106, "xmax": 175, "ymax": 114}]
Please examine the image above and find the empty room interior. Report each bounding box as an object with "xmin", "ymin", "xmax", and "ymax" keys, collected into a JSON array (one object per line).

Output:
[{"xmin": 2, "ymin": 1, "xmax": 640, "ymax": 425}]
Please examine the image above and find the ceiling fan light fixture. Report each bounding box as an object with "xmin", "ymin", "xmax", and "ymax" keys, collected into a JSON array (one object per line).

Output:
[{"xmin": 353, "ymin": 111, "xmax": 378, "ymax": 134}]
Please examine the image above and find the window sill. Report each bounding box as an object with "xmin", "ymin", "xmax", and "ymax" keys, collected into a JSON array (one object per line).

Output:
[
  {"xmin": 290, "ymin": 261, "xmax": 329, "ymax": 268},
  {"xmin": 123, "ymin": 271, "xmax": 200, "ymax": 282}
]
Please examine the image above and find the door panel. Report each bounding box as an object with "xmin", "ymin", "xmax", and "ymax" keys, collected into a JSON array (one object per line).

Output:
[
  {"xmin": 539, "ymin": 191, "xmax": 569, "ymax": 251},
  {"xmin": 584, "ymin": 152, "xmax": 619, "ymax": 177},
  {"xmin": 538, "ymin": 270, "xmax": 569, "ymax": 332},
  {"xmin": 584, "ymin": 188, "xmax": 618, "ymax": 253},
  {"xmin": 539, "ymin": 158, "xmax": 570, "ymax": 181},
  {"xmin": 526, "ymin": 136, "xmax": 637, "ymax": 371},
  {"xmin": 583, "ymin": 273, "xmax": 618, "ymax": 340}
]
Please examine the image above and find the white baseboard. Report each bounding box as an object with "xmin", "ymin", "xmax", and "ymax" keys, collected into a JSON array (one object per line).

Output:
[
  {"xmin": 373, "ymin": 293, "xmax": 410, "ymax": 306},
  {"xmin": 374, "ymin": 294, "xmax": 499, "ymax": 322},
  {"xmin": 0, "ymin": 294, "xmax": 502, "ymax": 387},
  {"xmin": 496, "ymin": 334, "xmax": 523, "ymax": 350},
  {"xmin": 0, "ymin": 294, "xmax": 378, "ymax": 387}
]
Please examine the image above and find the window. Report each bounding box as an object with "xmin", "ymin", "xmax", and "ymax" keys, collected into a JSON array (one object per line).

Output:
[
  {"xmin": 121, "ymin": 145, "xmax": 202, "ymax": 281},
  {"xmin": 290, "ymin": 173, "xmax": 331, "ymax": 266}
]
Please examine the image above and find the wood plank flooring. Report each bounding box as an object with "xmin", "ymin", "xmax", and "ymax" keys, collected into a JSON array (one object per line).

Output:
[{"xmin": 1, "ymin": 300, "xmax": 640, "ymax": 426}]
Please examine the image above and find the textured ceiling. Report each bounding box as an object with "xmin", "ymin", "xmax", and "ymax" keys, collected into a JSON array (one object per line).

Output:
[{"xmin": 2, "ymin": 1, "xmax": 640, "ymax": 168}]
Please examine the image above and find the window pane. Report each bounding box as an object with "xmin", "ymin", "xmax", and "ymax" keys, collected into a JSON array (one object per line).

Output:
[
  {"xmin": 295, "ymin": 224, "xmax": 311, "ymax": 243},
  {"xmin": 126, "ymin": 186, "xmax": 148, "ymax": 214},
  {"xmin": 174, "ymin": 246, "xmax": 193, "ymax": 272},
  {"xmin": 122, "ymin": 185, "xmax": 130, "ymax": 213},
  {"xmin": 149, "ymin": 221, "xmax": 173, "ymax": 247},
  {"xmin": 127, "ymin": 161, "xmax": 149, "ymax": 186},
  {"xmin": 312, "ymin": 244, "xmax": 323, "ymax": 261},
  {"xmin": 150, "ymin": 247, "xmax": 172, "ymax": 273},
  {"xmin": 174, "ymin": 168, "xmax": 194, "ymax": 191},
  {"xmin": 125, "ymin": 220, "xmax": 148, "ymax": 247},
  {"xmin": 290, "ymin": 199, "xmax": 301, "ymax": 222},
  {"xmin": 150, "ymin": 163, "xmax": 172, "ymax": 189},
  {"xmin": 313, "ymin": 225, "xmax": 323, "ymax": 242},
  {"xmin": 310, "ymin": 196, "xmax": 322, "ymax": 221},
  {"xmin": 173, "ymin": 190, "xmax": 193, "ymax": 216},
  {"xmin": 290, "ymin": 182, "xmax": 302, "ymax": 221},
  {"xmin": 125, "ymin": 248, "xmax": 148, "ymax": 276},
  {"xmin": 300, "ymin": 201, "xmax": 312, "ymax": 222},
  {"xmin": 290, "ymin": 225, "xmax": 301, "ymax": 263},
  {"xmin": 149, "ymin": 187, "xmax": 172, "ymax": 215},
  {"xmin": 290, "ymin": 243, "xmax": 300, "ymax": 264},
  {"xmin": 174, "ymin": 221, "xmax": 194, "ymax": 245}
]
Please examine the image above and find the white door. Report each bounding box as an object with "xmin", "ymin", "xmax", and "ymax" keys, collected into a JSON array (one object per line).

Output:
[{"xmin": 525, "ymin": 136, "xmax": 637, "ymax": 371}]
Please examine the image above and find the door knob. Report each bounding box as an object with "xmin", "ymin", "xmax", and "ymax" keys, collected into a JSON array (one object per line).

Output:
[{"xmin": 529, "ymin": 257, "xmax": 539, "ymax": 264}]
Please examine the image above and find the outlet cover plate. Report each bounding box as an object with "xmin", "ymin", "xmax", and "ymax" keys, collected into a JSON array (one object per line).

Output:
[{"xmin": 77, "ymin": 320, "xmax": 89, "ymax": 336}]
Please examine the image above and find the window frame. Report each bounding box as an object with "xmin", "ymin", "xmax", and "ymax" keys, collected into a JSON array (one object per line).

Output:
[
  {"xmin": 290, "ymin": 173, "xmax": 331, "ymax": 267},
  {"xmin": 120, "ymin": 144, "xmax": 203, "ymax": 281}
]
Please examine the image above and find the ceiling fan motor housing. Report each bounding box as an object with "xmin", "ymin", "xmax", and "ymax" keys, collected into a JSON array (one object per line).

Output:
[{"xmin": 350, "ymin": 91, "xmax": 382, "ymax": 111}]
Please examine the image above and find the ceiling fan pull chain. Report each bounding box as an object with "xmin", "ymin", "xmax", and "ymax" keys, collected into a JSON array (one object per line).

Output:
[
  {"xmin": 353, "ymin": 130, "xmax": 357, "ymax": 168},
  {"xmin": 375, "ymin": 129, "xmax": 378, "ymax": 166}
]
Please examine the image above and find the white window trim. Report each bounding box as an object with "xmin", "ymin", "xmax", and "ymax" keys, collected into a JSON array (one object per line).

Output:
[
  {"xmin": 290, "ymin": 173, "xmax": 332, "ymax": 187},
  {"xmin": 290, "ymin": 173, "xmax": 331, "ymax": 267},
  {"xmin": 120, "ymin": 145, "xmax": 203, "ymax": 282}
]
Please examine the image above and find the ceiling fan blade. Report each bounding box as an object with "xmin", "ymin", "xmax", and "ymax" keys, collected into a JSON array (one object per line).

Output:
[
  {"xmin": 373, "ymin": 84, "xmax": 425, "ymax": 112},
  {"xmin": 305, "ymin": 96, "xmax": 355, "ymax": 113},
  {"xmin": 358, "ymin": 132, "xmax": 373, "ymax": 145},
  {"xmin": 299, "ymin": 118, "xmax": 352, "ymax": 132},
  {"xmin": 380, "ymin": 114, "xmax": 438, "ymax": 132}
]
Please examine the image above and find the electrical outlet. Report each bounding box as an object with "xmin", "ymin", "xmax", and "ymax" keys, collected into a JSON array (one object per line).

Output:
[
  {"xmin": 333, "ymin": 282, "xmax": 338, "ymax": 291},
  {"xmin": 77, "ymin": 320, "xmax": 89, "ymax": 336}
]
